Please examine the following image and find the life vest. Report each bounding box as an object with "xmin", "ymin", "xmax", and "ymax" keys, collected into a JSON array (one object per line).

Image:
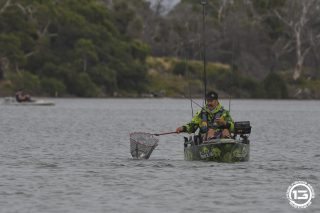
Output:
[
  {"xmin": 200, "ymin": 111, "xmax": 208, "ymax": 133},
  {"xmin": 200, "ymin": 105, "xmax": 225, "ymax": 132}
]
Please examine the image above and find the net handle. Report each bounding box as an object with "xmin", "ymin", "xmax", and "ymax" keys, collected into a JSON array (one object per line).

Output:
[{"xmin": 153, "ymin": 131, "xmax": 178, "ymax": 136}]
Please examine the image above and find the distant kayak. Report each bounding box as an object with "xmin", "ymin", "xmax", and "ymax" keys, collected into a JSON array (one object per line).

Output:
[{"xmin": 2, "ymin": 97, "xmax": 55, "ymax": 106}]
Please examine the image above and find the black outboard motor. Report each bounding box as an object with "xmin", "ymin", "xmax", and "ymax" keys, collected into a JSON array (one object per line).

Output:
[{"xmin": 234, "ymin": 121, "xmax": 251, "ymax": 143}]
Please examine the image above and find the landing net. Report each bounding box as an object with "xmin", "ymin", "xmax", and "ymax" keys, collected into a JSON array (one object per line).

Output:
[{"xmin": 130, "ymin": 132, "xmax": 158, "ymax": 159}]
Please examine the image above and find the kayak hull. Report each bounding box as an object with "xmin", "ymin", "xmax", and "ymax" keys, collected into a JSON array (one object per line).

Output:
[
  {"xmin": 184, "ymin": 138, "xmax": 249, "ymax": 162},
  {"xmin": 2, "ymin": 97, "xmax": 55, "ymax": 106}
]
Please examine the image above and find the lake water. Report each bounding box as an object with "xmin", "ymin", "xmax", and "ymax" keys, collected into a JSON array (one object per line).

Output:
[{"xmin": 0, "ymin": 98, "xmax": 319, "ymax": 213}]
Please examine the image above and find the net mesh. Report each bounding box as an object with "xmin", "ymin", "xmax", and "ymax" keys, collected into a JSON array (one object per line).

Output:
[{"xmin": 130, "ymin": 132, "xmax": 159, "ymax": 159}]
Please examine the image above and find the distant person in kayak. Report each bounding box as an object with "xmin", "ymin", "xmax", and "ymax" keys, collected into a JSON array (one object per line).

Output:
[
  {"xmin": 176, "ymin": 91, "xmax": 234, "ymax": 139},
  {"xmin": 15, "ymin": 89, "xmax": 32, "ymax": 102}
]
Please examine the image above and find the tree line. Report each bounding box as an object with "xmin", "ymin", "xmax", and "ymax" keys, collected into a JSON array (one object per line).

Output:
[
  {"xmin": 143, "ymin": 0, "xmax": 320, "ymax": 81},
  {"xmin": 0, "ymin": 0, "xmax": 149, "ymax": 97},
  {"xmin": 1, "ymin": 0, "xmax": 320, "ymax": 98}
]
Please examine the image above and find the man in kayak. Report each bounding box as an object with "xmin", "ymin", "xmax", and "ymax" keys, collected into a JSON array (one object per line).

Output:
[
  {"xmin": 15, "ymin": 89, "xmax": 32, "ymax": 102},
  {"xmin": 176, "ymin": 91, "xmax": 234, "ymax": 139}
]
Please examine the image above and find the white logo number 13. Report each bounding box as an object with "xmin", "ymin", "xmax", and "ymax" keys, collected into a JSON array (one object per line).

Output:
[{"xmin": 293, "ymin": 190, "xmax": 308, "ymax": 200}]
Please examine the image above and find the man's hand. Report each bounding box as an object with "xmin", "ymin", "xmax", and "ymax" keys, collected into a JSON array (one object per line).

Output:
[
  {"xmin": 215, "ymin": 118, "xmax": 226, "ymax": 126},
  {"xmin": 176, "ymin": 126, "xmax": 184, "ymax": 133}
]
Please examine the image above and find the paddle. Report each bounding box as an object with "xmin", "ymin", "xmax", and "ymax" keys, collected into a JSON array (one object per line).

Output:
[{"xmin": 153, "ymin": 131, "xmax": 178, "ymax": 136}]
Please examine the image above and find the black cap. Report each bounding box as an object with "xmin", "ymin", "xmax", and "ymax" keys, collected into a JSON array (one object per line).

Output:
[{"xmin": 206, "ymin": 91, "xmax": 218, "ymax": 100}]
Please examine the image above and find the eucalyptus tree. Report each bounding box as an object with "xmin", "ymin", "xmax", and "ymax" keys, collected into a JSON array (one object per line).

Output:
[{"xmin": 273, "ymin": 0, "xmax": 320, "ymax": 80}]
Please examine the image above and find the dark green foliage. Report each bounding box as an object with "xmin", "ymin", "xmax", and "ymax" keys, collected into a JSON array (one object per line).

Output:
[
  {"xmin": 238, "ymin": 77, "xmax": 261, "ymax": 98},
  {"xmin": 173, "ymin": 61, "xmax": 187, "ymax": 76},
  {"xmin": 117, "ymin": 61, "xmax": 148, "ymax": 93},
  {"xmin": 0, "ymin": 80, "xmax": 13, "ymax": 96},
  {"xmin": 40, "ymin": 77, "xmax": 66, "ymax": 96},
  {"xmin": 0, "ymin": 0, "xmax": 150, "ymax": 96},
  {"xmin": 111, "ymin": 1, "xmax": 135, "ymax": 35},
  {"xmin": 0, "ymin": 34, "xmax": 26, "ymax": 66},
  {"xmin": 88, "ymin": 65, "xmax": 117, "ymax": 95},
  {"xmin": 173, "ymin": 61, "xmax": 197, "ymax": 76},
  {"xmin": 252, "ymin": 0, "xmax": 286, "ymax": 12},
  {"xmin": 130, "ymin": 40, "xmax": 150, "ymax": 61},
  {"xmin": 206, "ymin": 65, "xmax": 232, "ymax": 90},
  {"xmin": 8, "ymin": 71, "xmax": 41, "ymax": 93},
  {"xmin": 263, "ymin": 72, "xmax": 288, "ymax": 99},
  {"xmin": 72, "ymin": 72, "xmax": 100, "ymax": 97}
]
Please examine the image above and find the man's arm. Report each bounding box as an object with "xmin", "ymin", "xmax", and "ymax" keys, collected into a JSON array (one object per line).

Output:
[{"xmin": 176, "ymin": 111, "xmax": 202, "ymax": 134}]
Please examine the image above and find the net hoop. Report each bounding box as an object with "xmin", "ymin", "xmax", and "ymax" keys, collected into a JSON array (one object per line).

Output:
[
  {"xmin": 129, "ymin": 132, "xmax": 159, "ymax": 159},
  {"xmin": 129, "ymin": 132, "xmax": 159, "ymax": 146}
]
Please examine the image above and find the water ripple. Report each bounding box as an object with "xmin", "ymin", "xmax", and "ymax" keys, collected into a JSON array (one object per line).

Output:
[{"xmin": 1, "ymin": 99, "xmax": 319, "ymax": 213}]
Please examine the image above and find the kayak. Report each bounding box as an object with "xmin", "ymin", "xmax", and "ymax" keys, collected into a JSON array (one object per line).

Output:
[
  {"xmin": 184, "ymin": 138, "xmax": 249, "ymax": 162},
  {"xmin": 183, "ymin": 121, "xmax": 251, "ymax": 162},
  {"xmin": 2, "ymin": 97, "xmax": 55, "ymax": 106}
]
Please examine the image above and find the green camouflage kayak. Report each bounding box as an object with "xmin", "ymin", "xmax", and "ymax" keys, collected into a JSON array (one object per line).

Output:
[
  {"xmin": 183, "ymin": 121, "xmax": 251, "ymax": 162},
  {"xmin": 184, "ymin": 138, "xmax": 249, "ymax": 162}
]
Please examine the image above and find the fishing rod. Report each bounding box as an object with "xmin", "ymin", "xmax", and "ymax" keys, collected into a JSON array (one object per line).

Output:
[
  {"xmin": 228, "ymin": 21, "xmax": 236, "ymax": 113},
  {"xmin": 183, "ymin": 96, "xmax": 212, "ymax": 115},
  {"xmin": 184, "ymin": 49, "xmax": 194, "ymax": 118},
  {"xmin": 189, "ymin": 85, "xmax": 194, "ymax": 117},
  {"xmin": 201, "ymin": 0, "xmax": 207, "ymax": 106},
  {"xmin": 188, "ymin": 98, "xmax": 202, "ymax": 109}
]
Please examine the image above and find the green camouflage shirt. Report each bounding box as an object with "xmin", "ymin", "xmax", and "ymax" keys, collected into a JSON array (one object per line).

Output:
[{"xmin": 182, "ymin": 103, "xmax": 234, "ymax": 133}]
